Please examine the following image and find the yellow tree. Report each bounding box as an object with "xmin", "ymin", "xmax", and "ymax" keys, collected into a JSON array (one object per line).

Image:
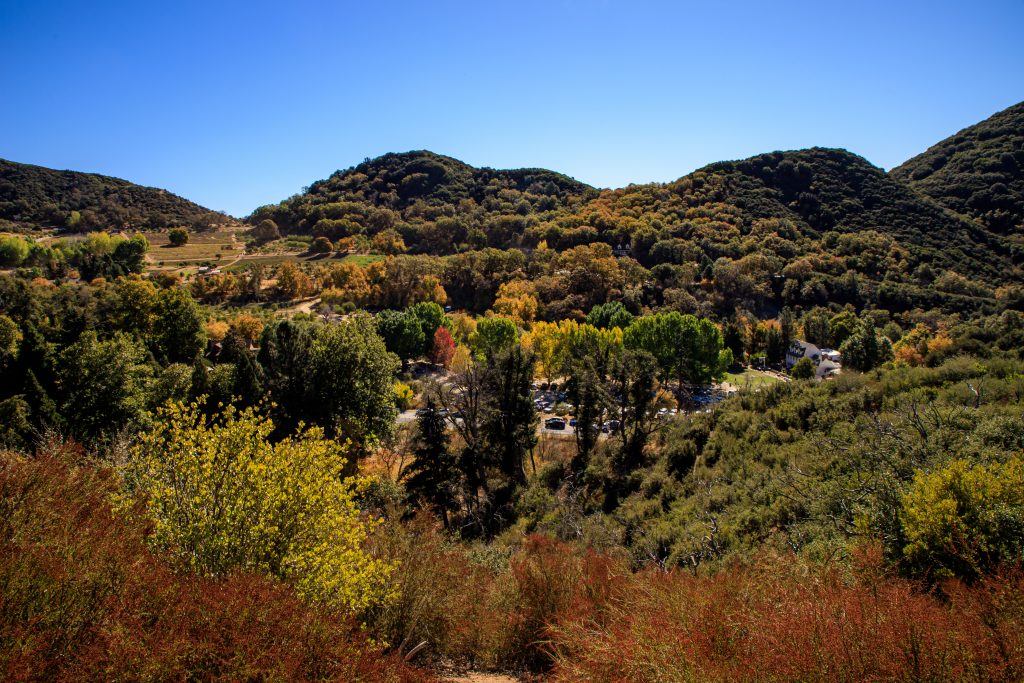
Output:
[
  {"xmin": 491, "ymin": 280, "xmax": 538, "ymax": 326},
  {"xmin": 276, "ymin": 262, "xmax": 313, "ymax": 300},
  {"xmin": 122, "ymin": 402, "xmax": 394, "ymax": 611},
  {"xmin": 229, "ymin": 313, "xmax": 265, "ymax": 346},
  {"xmin": 522, "ymin": 320, "xmax": 564, "ymax": 383},
  {"xmin": 326, "ymin": 262, "xmax": 371, "ymax": 305}
]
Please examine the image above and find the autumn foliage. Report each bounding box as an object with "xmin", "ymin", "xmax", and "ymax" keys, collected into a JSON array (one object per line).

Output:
[
  {"xmin": 0, "ymin": 442, "xmax": 427, "ymax": 682},
  {"xmin": 430, "ymin": 325, "xmax": 456, "ymax": 367}
]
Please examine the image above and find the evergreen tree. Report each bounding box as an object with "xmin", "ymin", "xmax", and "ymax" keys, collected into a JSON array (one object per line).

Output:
[
  {"xmin": 566, "ymin": 356, "xmax": 610, "ymax": 474},
  {"xmin": 840, "ymin": 321, "xmax": 894, "ymax": 372},
  {"xmin": 189, "ymin": 354, "xmax": 210, "ymax": 401},
  {"xmin": 233, "ymin": 351, "xmax": 265, "ymax": 408},
  {"xmin": 482, "ymin": 346, "xmax": 537, "ymax": 489},
  {"xmin": 403, "ymin": 398, "xmax": 457, "ymax": 528}
]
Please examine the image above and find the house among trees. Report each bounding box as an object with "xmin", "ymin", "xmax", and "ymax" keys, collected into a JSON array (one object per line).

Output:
[
  {"xmin": 786, "ymin": 340, "xmax": 821, "ymax": 369},
  {"xmin": 786, "ymin": 340, "xmax": 842, "ymax": 379}
]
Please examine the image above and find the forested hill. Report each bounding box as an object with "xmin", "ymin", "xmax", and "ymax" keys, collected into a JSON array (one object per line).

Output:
[
  {"xmin": 677, "ymin": 147, "xmax": 1012, "ymax": 283},
  {"xmin": 248, "ymin": 150, "xmax": 599, "ymax": 236},
  {"xmin": 891, "ymin": 100, "xmax": 1024, "ymax": 236},
  {"xmin": 250, "ymin": 144, "xmax": 1019, "ymax": 312},
  {"xmin": 0, "ymin": 158, "xmax": 225, "ymax": 232}
]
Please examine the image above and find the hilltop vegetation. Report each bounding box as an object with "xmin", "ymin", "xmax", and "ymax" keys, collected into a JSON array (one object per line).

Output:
[
  {"xmin": 893, "ymin": 101, "xmax": 1024, "ymax": 237},
  {"xmin": 249, "ymin": 151, "xmax": 597, "ymax": 249},
  {"xmin": 0, "ymin": 158, "xmax": 225, "ymax": 232}
]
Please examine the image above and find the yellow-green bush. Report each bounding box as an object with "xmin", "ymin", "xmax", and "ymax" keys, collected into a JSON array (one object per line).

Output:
[
  {"xmin": 393, "ymin": 381, "xmax": 414, "ymax": 410},
  {"xmin": 121, "ymin": 401, "xmax": 394, "ymax": 611},
  {"xmin": 901, "ymin": 454, "xmax": 1024, "ymax": 579}
]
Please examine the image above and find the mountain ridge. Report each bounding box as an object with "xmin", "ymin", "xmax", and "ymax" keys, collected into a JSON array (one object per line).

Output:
[{"xmin": 0, "ymin": 158, "xmax": 226, "ymax": 232}]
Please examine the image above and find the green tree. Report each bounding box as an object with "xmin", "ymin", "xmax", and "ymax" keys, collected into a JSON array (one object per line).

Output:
[
  {"xmin": 151, "ymin": 287, "xmax": 207, "ymax": 364},
  {"xmin": 472, "ymin": 316, "xmax": 519, "ymax": 359},
  {"xmin": 482, "ymin": 345, "xmax": 537, "ymax": 490},
  {"xmin": 587, "ymin": 301, "xmax": 634, "ymax": 330},
  {"xmin": 790, "ymin": 357, "xmax": 816, "ymax": 380},
  {"xmin": 258, "ymin": 319, "xmax": 314, "ymax": 430},
  {"xmin": 0, "ymin": 314, "xmax": 21, "ymax": 362},
  {"xmin": 168, "ymin": 228, "xmax": 189, "ymax": 247},
  {"xmin": 112, "ymin": 234, "xmax": 149, "ymax": 273},
  {"xmin": 623, "ymin": 312, "xmax": 727, "ymax": 390},
  {"xmin": 801, "ymin": 307, "xmax": 832, "ymax": 348},
  {"xmin": 829, "ymin": 310, "xmax": 860, "ymax": 348},
  {"xmin": 375, "ymin": 309, "xmax": 425, "ymax": 364},
  {"xmin": 407, "ymin": 301, "xmax": 447, "ymax": 356},
  {"xmin": 607, "ymin": 350, "xmax": 661, "ymax": 480},
  {"xmin": 23, "ymin": 369, "xmax": 60, "ymax": 433},
  {"xmin": 566, "ymin": 356, "xmax": 610, "ymax": 473},
  {"xmin": 0, "ymin": 396, "xmax": 31, "ymax": 449},
  {"xmin": 840, "ymin": 321, "xmax": 893, "ymax": 372},
  {"xmin": 308, "ymin": 316, "xmax": 400, "ymax": 457},
  {"xmin": 56, "ymin": 331, "xmax": 152, "ymax": 444},
  {"xmin": 113, "ymin": 277, "xmax": 158, "ymax": 335}
]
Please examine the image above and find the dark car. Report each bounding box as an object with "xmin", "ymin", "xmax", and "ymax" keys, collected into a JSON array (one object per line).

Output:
[{"xmin": 544, "ymin": 417, "xmax": 567, "ymax": 430}]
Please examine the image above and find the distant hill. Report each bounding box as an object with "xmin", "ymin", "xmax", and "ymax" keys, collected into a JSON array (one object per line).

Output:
[
  {"xmin": 0, "ymin": 159, "xmax": 225, "ymax": 232},
  {"xmin": 248, "ymin": 150, "xmax": 598, "ymax": 243},
  {"xmin": 679, "ymin": 147, "xmax": 1011, "ymax": 283},
  {"xmin": 891, "ymin": 101, "xmax": 1024, "ymax": 236}
]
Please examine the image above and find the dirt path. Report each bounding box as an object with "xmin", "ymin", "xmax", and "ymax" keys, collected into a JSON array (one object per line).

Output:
[
  {"xmin": 281, "ymin": 296, "xmax": 321, "ymax": 315},
  {"xmin": 443, "ymin": 674, "xmax": 518, "ymax": 683}
]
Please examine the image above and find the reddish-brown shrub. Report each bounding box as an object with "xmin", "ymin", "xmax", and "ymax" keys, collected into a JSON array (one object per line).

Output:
[
  {"xmin": 0, "ymin": 445, "xmax": 430, "ymax": 682},
  {"xmin": 546, "ymin": 553, "xmax": 1024, "ymax": 682}
]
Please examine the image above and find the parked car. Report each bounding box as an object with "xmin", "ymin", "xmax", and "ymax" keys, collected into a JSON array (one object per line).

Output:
[{"xmin": 544, "ymin": 417, "xmax": 567, "ymax": 430}]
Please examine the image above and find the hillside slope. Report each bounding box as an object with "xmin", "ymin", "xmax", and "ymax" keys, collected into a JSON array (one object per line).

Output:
[
  {"xmin": 0, "ymin": 158, "xmax": 225, "ymax": 232},
  {"xmin": 891, "ymin": 100, "xmax": 1024, "ymax": 236}
]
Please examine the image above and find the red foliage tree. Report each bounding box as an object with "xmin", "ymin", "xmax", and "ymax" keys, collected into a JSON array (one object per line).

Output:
[{"xmin": 430, "ymin": 326, "xmax": 455, "ymax": 368}]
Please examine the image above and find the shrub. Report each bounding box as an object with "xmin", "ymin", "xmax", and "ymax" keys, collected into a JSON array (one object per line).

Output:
[
  {"xmin": 901, "ymin": 455, "xmax": 1024, "ymax": 580},
  {"xmin": 121, "ymin": 401, "xmax": 394, "ymax": 611},
  {"xmin": 547, "ymin": 554, "xmax": 1024, "ymax": 682},
  {"xmin": 790, "ymin": 356, "xmax": 816, "ymax": 379},
  {"xmin": 168, "ymin": 227, "xmax": 189, "ymax": 246},
  {"xmin": 311, "ymin": 236, "xmax": 334, "ymax": 254}
]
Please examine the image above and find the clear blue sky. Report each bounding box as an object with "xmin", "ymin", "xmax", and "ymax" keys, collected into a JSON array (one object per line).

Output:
[{"xmin": 2, "ymin": 0, "xmax": 1022, "ymax": 217}]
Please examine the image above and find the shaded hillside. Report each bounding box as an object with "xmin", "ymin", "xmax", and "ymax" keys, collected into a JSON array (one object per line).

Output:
[
  {"xmin": 684, "ymin": 147, "xmax": 1011, "ymax": 282},
  {"xmin": 891, "ymin": 101, "xmax": 1024, "ymax": 236},
  {"xmin": 248, "ymin": 150, "xmax": 598, "ymax": 249},
  {"xmin": 0, "ymin": 158, "xmax": 225, "ymax": 232}
]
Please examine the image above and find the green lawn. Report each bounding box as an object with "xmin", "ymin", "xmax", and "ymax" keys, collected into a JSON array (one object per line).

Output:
[
  {"xmin": 339, "ymin": 253, "xmax": 384, "ymax": 266},
  {"xmin": 723, "ymin": 368, "xmax": 781, "ymax": 391}
]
